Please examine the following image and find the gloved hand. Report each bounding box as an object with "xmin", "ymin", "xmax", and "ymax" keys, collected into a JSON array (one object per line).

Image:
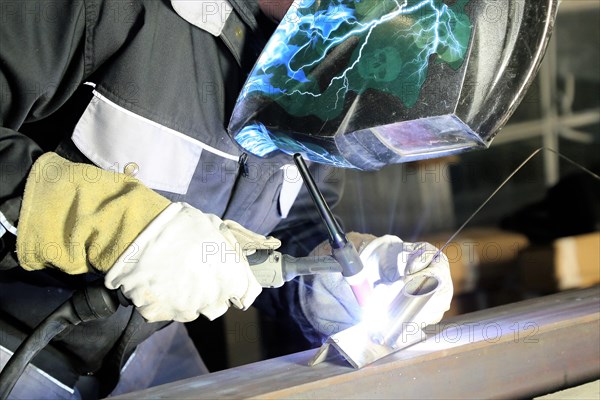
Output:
[
  {"xmin": 299, "ymin": 233, "xmax": 452, "ymax": 338},
  {"xmin": 105, "ymin": 203, "xmax": 281, "ymax": 322},
  {"xmin": 17, "ymin": 153, "xmax": 280, "ymax": 322}
]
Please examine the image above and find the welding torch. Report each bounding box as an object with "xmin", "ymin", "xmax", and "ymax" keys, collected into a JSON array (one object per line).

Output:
[
  {"xmin": 292, "ymin": 154, "xmax": 372, "ymax": 306},
  {"xmin": 291, "ymin": 154, "xmax": 443, "ymax": 349},
  {"xmin": 247, "ymin": 250, "xmax": 342, "ymax": 287}
]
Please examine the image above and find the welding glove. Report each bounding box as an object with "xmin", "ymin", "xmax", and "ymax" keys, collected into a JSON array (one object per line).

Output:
[
  {"xmin": 17, "ymin": 152, "xmax": 280, "ymax": 322},
  {"xmin": 299, "ymin": 233, "xmax": 452, "ymax": 338}
]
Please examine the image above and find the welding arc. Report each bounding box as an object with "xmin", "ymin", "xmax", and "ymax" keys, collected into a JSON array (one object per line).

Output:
[{"xmin": 434, "ymin": 147, "xmax": 600, "ymax": 261}]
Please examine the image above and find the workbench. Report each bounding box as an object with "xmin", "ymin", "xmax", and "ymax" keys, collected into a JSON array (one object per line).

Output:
[{"xmin": 114, "ymin": 287, "xmax": 600, "ymax": 399}]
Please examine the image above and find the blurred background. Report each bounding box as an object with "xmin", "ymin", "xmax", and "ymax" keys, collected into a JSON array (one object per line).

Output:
[{"xmin": 188, "ymin": 1, "xmax": 600, "ymax": 372}]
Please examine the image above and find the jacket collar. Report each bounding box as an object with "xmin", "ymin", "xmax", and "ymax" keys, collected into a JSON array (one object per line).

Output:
[
  {"xmin": 171, "ymin": 0, "xmax": 234, "ymax": 36},
  {"xmin": 171, "ymin": 0, "xmax": 264, "ymax": 37}
]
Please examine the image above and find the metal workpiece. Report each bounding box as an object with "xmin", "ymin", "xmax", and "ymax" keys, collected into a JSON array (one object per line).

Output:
[
  {"xmin": 309, "ymin": 321, "xmax": 425, "ymax": 370},
  {"xmin": 113, "ymin": 287, "xmax": 600, "ymax": 399},
  {"xmin": 375, "ymin": 275, "xmax": 439, "ymax": 348},
  {"xmin": 309, "ymin": 275, "xmax": 439, "ymax": 369}
]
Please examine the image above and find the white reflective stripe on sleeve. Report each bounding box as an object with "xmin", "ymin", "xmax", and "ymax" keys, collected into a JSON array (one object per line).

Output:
[
  {"xmin": 89, "ymin": 91, "xmax": 239, "ymax": 162},
  {"xmin": 73, "ymin": 91, "xmax": 239, "ymax": 195},
  {"xmin": 279, "ymin": 164, "xmax": 304, "ymax": 218},
  {"xmin": 0, "ymin": 211, "xmax": 17, "ymax": 236},
  {"xmin": 171, "ymin": 0, "xmax": 233, "ymax": 37}
]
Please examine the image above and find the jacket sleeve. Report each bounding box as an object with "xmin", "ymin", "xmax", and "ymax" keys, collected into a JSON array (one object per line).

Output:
[
  {"xmin": 0, "ymin": 0, "xmax": 148, "ymax": 269},
  {"xmin": 253, "ymin": 162, "xmax": 346, "ymax": 347},
  {"xmin": 0, "ymin": 0, "xmax": 88, "ymax": 268}
]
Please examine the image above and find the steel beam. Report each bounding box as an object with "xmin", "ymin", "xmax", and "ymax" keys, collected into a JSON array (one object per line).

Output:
[{"xmin": 114, "ymin": 287, "xmax": 600, "ymax": 399}]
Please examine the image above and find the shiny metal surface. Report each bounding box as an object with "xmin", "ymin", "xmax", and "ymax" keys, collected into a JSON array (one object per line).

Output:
[{"xmin": 113, "ymin": 287, "xmax": 600, "ymax": 399}]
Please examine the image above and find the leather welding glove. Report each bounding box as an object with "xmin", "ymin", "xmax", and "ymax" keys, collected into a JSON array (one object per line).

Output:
[
  {"xmin": 17, "ymin": 152, "xmax": 280, "ymax": 322},
  {"xmin": 299, "ymin": 233, "xmax": 452, "ymax": 338}
]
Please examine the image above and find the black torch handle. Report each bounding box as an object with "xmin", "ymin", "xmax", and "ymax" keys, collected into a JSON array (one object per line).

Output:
[{"xmin": 293, "ymin": 153, "xmax": 347, "ymax": 249}]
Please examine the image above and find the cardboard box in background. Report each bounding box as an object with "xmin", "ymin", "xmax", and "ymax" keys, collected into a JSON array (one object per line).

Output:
[
  {"xmin": 519, "ymin": 232, "xmax": 600, "ymax": 294},
  {"xmin": 555, "ymin": 232, "xmax": 600, "ymax": 291},
  {"xmin": 421, "ymin": 227, "xmax": 530, "ymax": 295},
  {"xmin": 424, "ymin": 228, "xmax": 599, "ymax": 317},
  {"xmin": 421, "ymin": 228, "xmax": 530, "ymax": 317}
]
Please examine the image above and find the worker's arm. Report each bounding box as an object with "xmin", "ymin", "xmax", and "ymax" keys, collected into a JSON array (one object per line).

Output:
[
  {"xmin": 0, "ymin": 0, "xmax": 140, "ymax": 268},
  {"xmin": 0, "ymin": 0, "xmax": 86, "ymax": 268},
  {"xmin": 17, "ymin": 152, "xmax": 280, "ymax": 322},
  {"xmin": 1, "ymin": 0, "xmax": 275, "ymax": 323}
]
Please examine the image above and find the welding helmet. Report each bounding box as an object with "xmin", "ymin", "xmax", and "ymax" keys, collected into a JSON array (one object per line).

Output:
[{"xmin": 228, "ymin": 0, "xmax": 559, "ymax": 170}]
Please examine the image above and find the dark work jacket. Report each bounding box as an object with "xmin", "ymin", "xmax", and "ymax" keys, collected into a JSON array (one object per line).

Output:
[{"xmin": 0, "ymin": 0, "xmax": 342, "ymax": 394}]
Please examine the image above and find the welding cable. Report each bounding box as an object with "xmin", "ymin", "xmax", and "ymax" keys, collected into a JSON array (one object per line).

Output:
[{"xmin": 0, "ymin": 284, "xmax": 123, "ymax": 400}]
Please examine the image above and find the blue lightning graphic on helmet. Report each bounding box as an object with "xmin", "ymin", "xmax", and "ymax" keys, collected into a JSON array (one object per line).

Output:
[{"xmin": 234, "ymin": 0, "xmax": 472, "ymax": 166}]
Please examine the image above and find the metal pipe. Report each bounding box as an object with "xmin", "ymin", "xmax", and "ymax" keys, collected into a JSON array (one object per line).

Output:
[
  {"xmin": 114, "ymin": 287, "xmax": 600, "ymax": 399},
  {"xmin": 374, "ymin": 275, "xmax": 439, "ymax": 348}
]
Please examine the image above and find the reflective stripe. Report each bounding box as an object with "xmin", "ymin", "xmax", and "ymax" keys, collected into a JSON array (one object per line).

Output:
[
  {"xmin": 73, "ymin": 92, "xmax": 200, "ymax": 194},
  {"xmin": 73, "ymin": 90, "xmax": 244, "ymax": 194},
  {"xmin": 91, "ymin": 91, "xmax": 239, "ymax": 162},
  {"xmin": 93, "ymin": 90, "xmax": 239, "ymax": 161},
  {"xmin": 0, "ymin": 211, "xmax": 17, "ymax": 237},
  {"xmin": 279, "ymin": 164, "xmax": 303, "ymax": 218}
]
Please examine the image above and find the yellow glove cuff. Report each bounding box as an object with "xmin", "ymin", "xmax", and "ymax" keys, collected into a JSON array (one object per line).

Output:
[{"xmin": 17, "ymin": 152, "xmax": 170, "ymax": 274}]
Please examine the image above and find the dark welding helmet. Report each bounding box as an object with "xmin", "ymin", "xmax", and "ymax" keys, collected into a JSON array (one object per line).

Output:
[{"xmin": 228, "ymin": 0, "xmax": 559, "ymax": 170}]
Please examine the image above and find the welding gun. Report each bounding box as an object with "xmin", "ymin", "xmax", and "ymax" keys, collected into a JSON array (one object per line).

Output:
[
  {"xmin": 293, "ymin": 154, "xmax": 372, "ymax": 306},
  {"xmin": 247, "ymin": 249, "xmax": 342, "ymax": 288}
]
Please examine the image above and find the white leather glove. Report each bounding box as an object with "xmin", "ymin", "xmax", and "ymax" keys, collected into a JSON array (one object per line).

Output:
[
  {"xmin": 300, "ymin": 234, "xmax": 452, "ymax": 338},
  {"xmin": 105, "ymin": 202, "xmax": 281, "ymax": 323}
]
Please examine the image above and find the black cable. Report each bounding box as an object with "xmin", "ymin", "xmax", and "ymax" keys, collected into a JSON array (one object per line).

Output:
[
  {"xmin": 0, "ymin": 284, "xmax": 123, "ymax": 400},
  {"xmin": 0, "ymin": 302, "xmax": 77, "ymax": 399}
]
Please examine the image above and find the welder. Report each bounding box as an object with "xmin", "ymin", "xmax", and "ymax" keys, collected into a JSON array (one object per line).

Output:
[{"xmin": 1, "ymin": 0, "xmax": 555, "ymax": 397}]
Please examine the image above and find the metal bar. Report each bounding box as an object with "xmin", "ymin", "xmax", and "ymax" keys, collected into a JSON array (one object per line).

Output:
[
  {"xmin": 490, "ymin": 108, "xmax": 600, "ymax": 146},
  {"xmin": 542, "ymin": 39, "xmax": 560, "ymax": 184},
  {"xmin": 560, "ymin": 108, "xmax": 600, "ymax": 128},
  {"xmin": 114, "ymin": 287, "xmax": 600, "ymax": 399}
]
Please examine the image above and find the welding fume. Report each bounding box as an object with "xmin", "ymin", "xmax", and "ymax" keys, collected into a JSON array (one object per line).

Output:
[{"xmin": 0, "ymin": 0, "xmax": 557, "ymax": 398}]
